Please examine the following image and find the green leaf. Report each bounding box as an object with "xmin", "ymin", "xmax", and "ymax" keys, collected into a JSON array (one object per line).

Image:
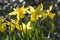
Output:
[
  {"xmin": 13, "ymin": 33, "xmax": 16, "ymax": 40},
  {"xmin": 51, "ymin": 22, "xmax": 55, "ymax": 33},
  {"xmin": 35, "ymin": 29, "xmax": 39, "ymax": 40},
  {"xmin": 41, "ymin": 32, "xmax": 44, "ymax": 40},
  {"xmin": 6, "ymin": 35, "xmax": 9, "ymax": 40}
]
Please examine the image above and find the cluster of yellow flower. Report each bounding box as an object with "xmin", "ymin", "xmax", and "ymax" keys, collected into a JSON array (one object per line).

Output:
[
  {"xmin": 6, "ymin": 19, "xmax": 32, "ymax": 33},
  {"xmin": 0, "ymin": 3, "xmax": 56, "ymax": 33},
  {"xmin": 0, "ymin": 17, "xmax": 32, "ymax": 33},
  {"xmin": 9, "ymin": 3, "xmax": 55, "ymax": 21}
]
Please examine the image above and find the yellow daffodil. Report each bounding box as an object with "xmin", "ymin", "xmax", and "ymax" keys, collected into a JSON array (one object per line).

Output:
[
  {"xmin": 48, "ymin": 13, "xmax": 56, "ymax": 19},
  {"xmin": 16, "ymin": 24, "xmax": 22, "ymax": 31},
  {"xmin": 36, "ymin": 3, "xmax": 43, "ymax": 15},
  {"xmin": 47, "ymin": 5, "xmax": 56, "ymax": 19},
  {"xmin": 22, "ymin": 21, "xmax": 32, "ymax": 33},
  {"xmin": 40, "ymin": 12, "xmax": 47, "ymax": 20},
  {"xmin": 11, "ymin": 19, "xmax": 18, "ymax": 25},
  {"xmin": 31, "ymin": 14, "xmax": 38, "ymax": 22},
  {"xmin": 0, "ymin": 24, "xmax": 5, "ymax": 32},
  {"xmin": 39, "ymin": 12, "xmax": 55, "ymax": 20},
  {"xmin": 9, "ymin": 5, "xmax": 27, "ymax": 20},
  {"xmin": 6, "ymin": 21, "xmax": 15, "ymax": 32},
  {"xmin": 11, "ymin": 19, "xmax": 22, "ymax": 31},
  {"xmin": 28, "ymin": 6, "xmax": 38, "ymax": 21},
  {"xmin": 28, "ymin": 3, "xmax": 43, "ymax": 21}
]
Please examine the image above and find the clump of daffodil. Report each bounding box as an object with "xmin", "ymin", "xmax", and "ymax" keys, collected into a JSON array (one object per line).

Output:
[
  {"xmin": 40, "ymin": 5, "xmax": 56, "ymax": 20},
  {"xmin": 37, "ymin": 4, "xmax": 55, "ymax": 20},
  {"xmin": 9, "ymin": 5, "xmax": 27, "ymax": 20},
  {"xmin": 35, "ymin": 4, "xmax": 55, "ymax": 21},
  {"xmin": 8, "ymin": 19, "xmax": 32, "ymax": 33},
  {"xmin": 6, "ymin": 19, "xmax": 22, "ymax": 31},
  {"xmin": 11, "ymin": 19, "xmax": 32, "ymax": 31}
]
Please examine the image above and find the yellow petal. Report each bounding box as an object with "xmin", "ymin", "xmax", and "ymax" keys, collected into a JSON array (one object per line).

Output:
[
  {"xmin": 29, "ymin": 6, "xmax": 36, "ymax": 14},
  {"xmin": 22, "ymin": 21, "xmax": 32, "ymax": 33},
  {"xmin": 38, "ymin": 15, "xmax": 42, "ymax": 18},
  {"xmin": 9, "ymin": 11, "xmax": 17, "ymax": 15},
  {"xmin": 49, "ymin": 5, "xmax": 53, "ymax": 11},
  {"xmin": 19, "ymin": 5, "xmax": 26, "ymax": 14},
  {"xmin": 7, "ymin": 22, "xmax": 15, "ymax": 32},
  {"xmin": 27, "ymin": 11, "xmax": 31, "ymax": 14},
  {"xmin": 19, "ymin": 13, "xmax": 25, "ymax": 18},
  {"xmin": 48, "ymin": 13, "xmax": 56, "ymax": 19},
  {"xmin": 36, "ymin": 3, "xmax": 43, "ymax": 11},
  {"xmin": 11, "ymin": 19, "xmax": 18, "ymax": 24},
  {"xmin": 16, "ymin": 25, "xmax": 22, "ymax": 31},
  {"xmin": 36, "ymin": 3, "xmax": 43, "ymax": 15},
  {"xmin": 31, "ymin": 14, "xmax": 38, "ymax": 22},
  {"xmin": 22, "ymin": 23, "xmax": 27, "ymax": 33},
  {"xmin": 17, "ymin": 14, "xmax": 20, "ymax": 20},
  {"xmin": 41, "ymin": 12, "xmax": 47, "ymax": 20},
  {"xmin": 27, "ymin": 21, "xmax": 32, "ymax": 30},
  {"xmin": 22, "ymin": 23, "xmax": 26, "ymax": 29},
  {"xmin": 13, "ymin": 8, "xmax": 18, "ymax": 11}
]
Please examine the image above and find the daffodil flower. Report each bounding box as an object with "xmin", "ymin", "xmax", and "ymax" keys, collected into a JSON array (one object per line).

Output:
[
  {"xmin": 9, "ymin": 5, "xmax": 27, "ymax": 20},
  {"xmin": 28, "ymin": 3, "xmax": 43, "ymax": 21},
  {"xmin": 11, "ymin": 19, "xmax": 32, "ymax": 32},
  {"xmin": 28, "ymin": 6, "xmax": 38, "ymax": 22},
  {"xmin": 6, "ymin": 21, "xmax": 15, "ymax": 32},
  {"xmin": 40, "ymin": 12, "xmax": 47, "ymax": 20},
  {"xmin": 11, "ymin": 19, "xmax": 22, "ymax": 31},
  {"xmin": 47, "ymin": 5, "xmax": 56, "ymax": 19},
  {"xmin": 40, "ymin": 12, "xmax": 55, "ymax": 20},
  {"xmin": 22, "ymin": 21, "xmax": 32, "ymax": 33},
  {"xmin": 40, "ymin": 5, "xmax": 55, "ymax": 20},
  {"xmin": 48, "ymin": 13, "xmax": 56, "ymax": 19},
  {"xmin": 30, "ymin": 6, "xmax": 38, "ymax": 21},
  {"xmin": 36, "ymin": 3, "xmax": 43, "ymax": 15}
]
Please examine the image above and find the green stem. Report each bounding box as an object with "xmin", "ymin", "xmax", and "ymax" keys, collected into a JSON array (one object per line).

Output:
[
  {"xmin": 13, "ymin": 32, "xmax": 16, "ymax": 40},
  {"xmin": 6, "ymin": 35, "xmax": 9, "ymax": 40}
]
